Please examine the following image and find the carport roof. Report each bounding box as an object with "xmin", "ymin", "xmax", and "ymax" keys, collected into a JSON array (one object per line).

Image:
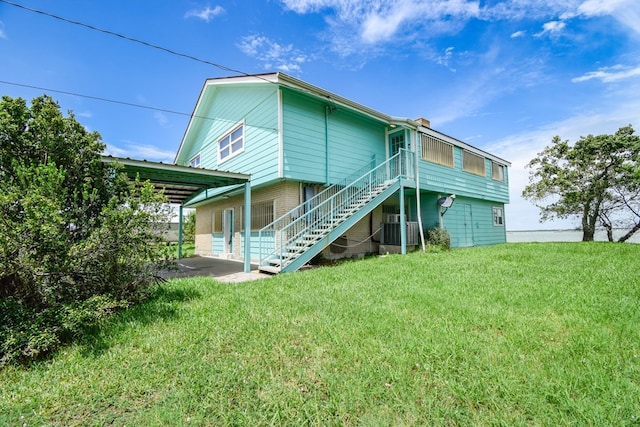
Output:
[{"xmin": 101, "ymin": 156, "xmax": 250, "ymax": 204}]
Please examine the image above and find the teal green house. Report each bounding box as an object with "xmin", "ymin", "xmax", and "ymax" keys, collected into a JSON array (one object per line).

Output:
[{"xmin": 174, "ymin": 73, "xmax": 510, "ymax": 273}]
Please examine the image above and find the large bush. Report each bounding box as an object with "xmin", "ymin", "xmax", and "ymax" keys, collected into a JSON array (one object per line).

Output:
[
  {"xmin": 426, "ymin": 227, "xmax": 451, "ymax": 251},
  {"xmin": 0, "ymin": 95, "xmax": 172, "ymax": 365}
]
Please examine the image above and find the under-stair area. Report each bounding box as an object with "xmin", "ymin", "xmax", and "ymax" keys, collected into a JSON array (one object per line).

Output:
[{"xmin": 258, "ymin": 150, "xmax": 415, "ymax": 274}]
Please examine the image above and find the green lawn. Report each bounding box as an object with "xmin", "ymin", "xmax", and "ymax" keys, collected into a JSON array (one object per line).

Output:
[{"xmin": 1, "ymin": 243, "xmax": 639, "ymax": 426}]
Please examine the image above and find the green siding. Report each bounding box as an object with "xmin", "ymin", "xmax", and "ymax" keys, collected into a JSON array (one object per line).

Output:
[
  {"xmin": 441, "ymin": 196, "xmax": 506, "ymax": 247},
  {"xmin": 241, "ymin": 231, "xmax": 274, "ymax": 261},
  {"xmin": 179, "ymin": 84, "xmax": 280, "ymax": 186},
  {"xmin": 282, "ymin": 89, "xmax": 387, "ymax": 184},
  {"xmin": 326, "ymin": 108, "xmax": 386, "ymax": 182},
  {"xmin": 419, "ymin": 193, "xmax": 441, "ymax": 230},
  {"xmin": 282, "ymin": 90, "xmax": 327, "ymax": 182},
  {"xmin": 418, "ymin": 146, "xmax": 509, "ymax": 204},
  {"xmin": 212, "ymin": 232, "xmax": 223, "ymax": 254}
]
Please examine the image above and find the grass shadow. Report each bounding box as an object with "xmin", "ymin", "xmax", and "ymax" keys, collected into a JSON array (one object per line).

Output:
[{"xmin": 77, "ymin": 284, "xmax": 202, "ymax": 358}]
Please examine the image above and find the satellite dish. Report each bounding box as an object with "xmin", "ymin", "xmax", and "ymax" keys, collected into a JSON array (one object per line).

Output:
[{"xmin": 437, "ymin": 194, "xmax": 456, "ymax": 208}]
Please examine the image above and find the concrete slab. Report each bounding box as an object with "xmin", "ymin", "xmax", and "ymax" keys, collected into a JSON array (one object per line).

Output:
[{"xmin": 159, "ymin": 256, "xmax": 271, "ymax": 283}]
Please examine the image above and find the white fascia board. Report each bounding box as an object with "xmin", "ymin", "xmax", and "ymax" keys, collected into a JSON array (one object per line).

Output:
[{"xmin": 174, "ymin": 79, "xmax": 214, "ymax": 164}]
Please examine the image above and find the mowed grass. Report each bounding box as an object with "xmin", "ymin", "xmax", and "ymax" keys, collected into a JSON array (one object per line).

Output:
[{"xmin": 1, "ymin": 242, "xmax": 639, "ymax": 426}]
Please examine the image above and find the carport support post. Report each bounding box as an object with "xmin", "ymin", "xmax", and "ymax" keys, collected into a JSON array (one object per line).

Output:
[
  {"xmin": 178, "ymin": 204, "xmax": 184, "ymax": 259},
  {"xmin": 243, "ymin": 181, "xmax": 251, "ymax": 273}
]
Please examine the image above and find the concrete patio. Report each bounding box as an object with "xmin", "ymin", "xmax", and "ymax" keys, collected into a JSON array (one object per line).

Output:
[{"xmin": 159, "ymin": 256, "xmax": 270, "ymax": 283}]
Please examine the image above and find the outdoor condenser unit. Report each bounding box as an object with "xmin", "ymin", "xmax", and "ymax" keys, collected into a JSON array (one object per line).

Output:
[{"xmin": 381, "ymin": 221, "xmax": 419, "ymax": 245}]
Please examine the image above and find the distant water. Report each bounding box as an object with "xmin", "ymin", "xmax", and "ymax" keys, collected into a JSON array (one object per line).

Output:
[{"xmin": 507, "ymin": 229, "xmax": 640, "ymax": 244}]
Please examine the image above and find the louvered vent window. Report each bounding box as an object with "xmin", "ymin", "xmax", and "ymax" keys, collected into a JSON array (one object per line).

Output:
[
  {"xmin": 463, "ymin": 150, "xmax": 485, "ymax": 176},
  {"xmin": 492, "ymin": 161, "xmax": 505, "ymax": 181},
  {"xmin": 421, "ymin": 134, "xmax": 454, "ymax": 167}
]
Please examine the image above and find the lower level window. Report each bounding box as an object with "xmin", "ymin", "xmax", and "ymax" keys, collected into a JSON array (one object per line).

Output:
[
  {"xmin": 241, "ymin": 200, "xmax": 275, "ymax": 231},
  {"xmin": 493, "ymin": 207, "xmax": 504, "ymax": 226}
]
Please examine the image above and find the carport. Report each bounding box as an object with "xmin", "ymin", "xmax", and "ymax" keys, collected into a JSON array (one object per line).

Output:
[{"xmin": 101, "ymin": 156, "xmax": 252, "ymax": 273}]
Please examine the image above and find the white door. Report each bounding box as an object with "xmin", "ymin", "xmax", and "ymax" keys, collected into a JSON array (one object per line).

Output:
[{"xmin": 222, "ymin": 208, "xmax": 234, "ymax": 256}]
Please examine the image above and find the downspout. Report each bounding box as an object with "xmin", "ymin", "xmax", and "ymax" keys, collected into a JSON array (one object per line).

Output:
[
  {"xmin": 414, "ymin": 131, "xmax": 426, "ymax": 252},
  {"xmin": 325, "ymin": 105, "xmax": 330, "ymax": 184},
  {"xmin": 178, "ymin": 204, "xmax": 184, "ymax": 259},
  {"xmin": 278, "ymin": 88, "xmax": 284, "ymax": 178}
]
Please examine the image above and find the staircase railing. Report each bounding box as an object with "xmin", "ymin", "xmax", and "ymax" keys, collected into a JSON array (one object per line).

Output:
[{"xmin": 258, "ymin": 149, "xmax": 414, "ymax": 270}]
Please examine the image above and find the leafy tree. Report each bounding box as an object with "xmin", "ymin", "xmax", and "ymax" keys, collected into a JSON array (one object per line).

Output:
[
  {"xmin": 0, "ymin": 95, "xmax": 172, "ymax": 364},
  {"xmin": 182, "ymin": 210, "xmax": 196, "ymax": 243},
  {"xmin": 523, "ymin": 125, "xmax": 640, "ymax": 241}
]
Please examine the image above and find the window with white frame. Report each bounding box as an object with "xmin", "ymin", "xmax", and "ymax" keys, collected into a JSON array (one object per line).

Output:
[
  {"xmin": 421, "ymin": 134, "xmax": 454, "ymax": 167},
  {"xmin": 463, "ymin": 150, "xmax": 485, "ymax": 176},
  {"xmin": 493, "ymin": 207, "xmax": 504, "ymax": 226},
  {"xmin": 189, "ymin": 153, "xmax": 201, "ymax": 168},
  {"xmin": 492, "ymin": 161, "xmax": 505, "ymax": 181},
  {"xmin": 218, "ymin": 123, "xmax": 244, "ymax": 162}
]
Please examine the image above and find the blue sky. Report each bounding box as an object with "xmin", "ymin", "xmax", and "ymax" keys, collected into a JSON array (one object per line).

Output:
[{"xmin": 1, "ymin": 0, "xmax": 639, "ymax": 230}]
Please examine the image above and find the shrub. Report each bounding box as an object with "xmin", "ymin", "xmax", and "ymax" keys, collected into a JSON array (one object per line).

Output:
[
  {"xmin": 426, "ymin": 227, "xmax": 451, "ymax": 250},
  {"xmin": 0, "ymin": 95, "xmax": 172, "ymax": 365}
]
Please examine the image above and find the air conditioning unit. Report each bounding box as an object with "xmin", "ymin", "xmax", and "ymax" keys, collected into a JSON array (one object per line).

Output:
[
  {"xmin": 381, "ymin": 222, "xmax": 419, "ymax": 245},
  {"xmin": 386, "ymin": 214, "xmax": 403, "ymax": 223}
]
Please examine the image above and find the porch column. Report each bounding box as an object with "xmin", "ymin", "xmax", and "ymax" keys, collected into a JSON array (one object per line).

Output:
[
  {"xmin": 400, "ymin": 184, "xmax": 406, "ymax": 255},
  {"xmin": 243, "ymin": 181, "xmax": 251, "ymax": 273},
  {"xmin": 178, "ymin": 204, "xmax": 184, "ymax": 259}
]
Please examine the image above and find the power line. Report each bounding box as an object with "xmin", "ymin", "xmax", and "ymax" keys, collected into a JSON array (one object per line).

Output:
[
  {"xmin": 0, "ymin": 79, "xmax": 279, "ymax": 132},
  {"xmin": 0, "ymin": 79, "xmax": 193, "ymax": 118},
  {"xmin": 0, "ymin": 0, "xmax": 270, "ymax": 82}
]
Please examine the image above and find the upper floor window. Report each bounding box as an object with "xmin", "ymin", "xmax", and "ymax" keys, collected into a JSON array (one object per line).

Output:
[
  {"xmin": 189, "ymin": 153, "xmax": 201, "ymax": 168},
  {"xmin": 218, "ymin": 123, "xmax": 244, "ymax": 163},
  {"xmin": 421, "ymin": 134, "xmax": 453, "ymax": 167},
  {"xmin": 390, "ymin": 134, "xmax": 404, "ymax": 156},
  {"xmin": 492, "ymin": 161, "xmax": 505, "ymax": 181},
  {"xmin": 463, "ymin": 150, "xmax": 485, "ymax": 176}
]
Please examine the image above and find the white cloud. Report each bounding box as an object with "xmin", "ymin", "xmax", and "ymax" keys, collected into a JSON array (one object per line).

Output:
[
  {"xmin": 510, "ymin": 30, "xmax": 526, "ymax": 38},
  {"xmin": 184, "ymin": 5, "xmax": 225, "ymax": 22},
  {"xmin": 569, "ymin": 0, "xmax": 640, "ymax": 35},
  {"xmin": 577, "ymin": 0, "xmax": 632, "ymax": 16},
  {"xmin": 572, "ymin": 64, "xmax": 640, "ymax": 83},
  {"xmin": 0, "ymin": 21, "xmax": 7, "ymax": 39},
  {"xmin": 280, "ymin": 0, "xmax": 479, "ymax": 53},
  {"xmin": 279, "ymin": 0, "xmax": 639, "ymax": 61},
  {"xmin": 436, "ymin": 47, "xmax": 456, "ymax": 71},
  {"xmin": 535, "ymin": 20, "xmax": 566, "ymax": 37},
  {"xmin": 238, "ymin": 35, "xmax": 308, "ymax": 73}
]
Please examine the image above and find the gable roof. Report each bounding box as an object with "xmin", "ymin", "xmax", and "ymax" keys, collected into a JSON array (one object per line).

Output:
[
  {"xmin": 174, "ymin": 72, "xmax": 510, "ymax": 167},
  {"xmin": 174, "ymin": 72, "xmax": 397, "ymax": 164}
]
